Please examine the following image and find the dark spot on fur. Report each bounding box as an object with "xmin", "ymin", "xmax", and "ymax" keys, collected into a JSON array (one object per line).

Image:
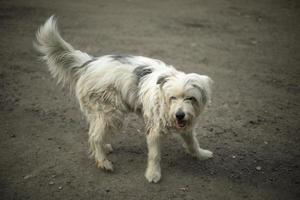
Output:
[
  {"xmin": 79, "ymin": 58, "xmax": 98, "ymax": 68},
  {"xmin": 133, "ymin": 65, "xmax": 152, "ymax": 83},
  {"xmin": 157, "ymin": 75, "xmax": 169, "ymax": 86},
  {"xmin": 192, "ymin": 84, "xmax": 207, "ymax": 105},
  {"xmin": 110, "ymin": 55, "xmax": 133, "ymax": 64}
]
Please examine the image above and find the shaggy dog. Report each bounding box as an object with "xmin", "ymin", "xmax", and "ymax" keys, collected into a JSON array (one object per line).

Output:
[{"xmin": 35, "ymin": 16, "xmax": 213, "ymax": 183}]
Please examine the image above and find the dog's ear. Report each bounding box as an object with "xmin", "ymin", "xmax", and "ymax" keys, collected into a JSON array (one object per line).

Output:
[
  {"xmin": 188, "ymin": 74, "xmax": 213, "ymax": 106},
  {"xmin": 156, "ymin": 75, "xmax": 169, "ymax": 88}
]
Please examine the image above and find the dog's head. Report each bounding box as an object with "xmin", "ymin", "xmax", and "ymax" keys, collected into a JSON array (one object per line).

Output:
[{"xmin": 158, "ymin": 73, "xmax": 213, "ymax": 131}]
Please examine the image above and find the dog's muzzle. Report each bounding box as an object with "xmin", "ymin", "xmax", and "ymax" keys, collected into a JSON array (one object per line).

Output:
[{"xmin": 175, "ymin": 110, "xmax": 187, "ymax": 129}]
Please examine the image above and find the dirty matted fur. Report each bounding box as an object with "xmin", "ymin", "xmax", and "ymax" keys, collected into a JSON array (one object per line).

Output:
[{"xmin": 35, "ymin": 16, "xmax": 214, "ymax": 183}]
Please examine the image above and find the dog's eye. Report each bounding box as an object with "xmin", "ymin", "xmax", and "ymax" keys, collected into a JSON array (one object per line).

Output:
[
  {"xmin": 170, "ymin": 96, "xmax": 177, "ymax": 101},
  {"xmin": 185, "ymin": 97, "xmax": 196, "ymax": 102}
]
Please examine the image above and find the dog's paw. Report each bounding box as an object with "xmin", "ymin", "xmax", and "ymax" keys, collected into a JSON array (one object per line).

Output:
[
  {"xmin": 104, "ymin": 144, "xmax": 113, "ymax": 154},
  {"xmin": 196, "ymin": 149, "xmax": 213, "ymax": 160},
  {"xmin": 145, "ymin": 167, "xmax": 161, "ymax": 183},
  {"xmin": 96, "ymin": 159, "xmax": 114, "ymax": 171}
]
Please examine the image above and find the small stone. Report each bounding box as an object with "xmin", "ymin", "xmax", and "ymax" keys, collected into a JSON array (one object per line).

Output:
[
  {"xmin": 23, "ymin": 174, "xmax": 32, "ymax": 180},
  {"xmin": 190, "ymin": 43, "xmax": 197, "ymax": 47},
  {"xmin": 49, "ymin": 181, "xmax": 54, "ymax": 185},
  {"xmin": 58, "ymin": 186, "xmax": 63, "ymax": 190},
  {"xmin": 256, "ymin": 166, "xmax": 262, "ymax": 171},
  {"xmin": 251, "ymin": 39, "xmax": 257, "ymax": 45},
  {"xmin": 264, "ymin": 141, "xmax": 268, "ymax": 145},
  {"xmin": 179, "ymin": 187, "xmax": 189, "ymax": 192},
  {"xmin": 232, "ymin": 155, "xmax": 236, "ymax": 159},
  {"xmin": 249, "ymin": 120, "xmax": 255, "ymax": 124}
]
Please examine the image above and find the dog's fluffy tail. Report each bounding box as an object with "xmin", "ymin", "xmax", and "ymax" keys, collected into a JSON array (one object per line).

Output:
[{"xmin": 34, "ymin": 16, "xmax": 92, "ymax": 88}]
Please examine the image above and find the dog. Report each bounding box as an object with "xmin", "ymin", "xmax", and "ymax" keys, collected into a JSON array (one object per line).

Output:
[{"xmin": 35, "ymin": 16, "xmax": 214, "ymax": 183}]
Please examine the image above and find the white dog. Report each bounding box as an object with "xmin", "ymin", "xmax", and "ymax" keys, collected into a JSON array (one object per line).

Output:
[{"xmin": 35, "ymin": 16, "xmax": 214, "ymax": 183}]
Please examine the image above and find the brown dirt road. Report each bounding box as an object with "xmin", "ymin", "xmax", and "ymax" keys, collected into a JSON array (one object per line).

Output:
[{"xmin": 1, "ymin": 0, "xmax": 299, "ymax": 199}]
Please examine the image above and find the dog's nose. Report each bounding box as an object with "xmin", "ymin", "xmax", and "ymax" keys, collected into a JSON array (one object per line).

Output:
[{"xmin": 176, "ymin": 111, "xmax": 185, "ymax": 120}]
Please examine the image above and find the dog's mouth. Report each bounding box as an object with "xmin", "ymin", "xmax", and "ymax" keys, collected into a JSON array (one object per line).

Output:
[{"xmin": 176, "ymin": 120, "xmax": 187, "ymax": 129}]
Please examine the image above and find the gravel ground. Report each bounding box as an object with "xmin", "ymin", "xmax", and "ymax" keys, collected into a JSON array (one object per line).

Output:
[{"xmin": 0, "ymin": 0, "xmax": 299, "ymax": 199}]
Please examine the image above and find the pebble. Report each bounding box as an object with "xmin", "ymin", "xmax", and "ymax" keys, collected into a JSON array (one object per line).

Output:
[
  {"xmin": 179, "ymin": 187, "xmax": 189, "ymax": 192},
  {"xmin": 23, "ymin": 174, "xmax": 32, "ymax": 180},
  {"xmin": 49, "ymin": 181, "xmax": 54, "ymax": 185},
  {"xmin": 256, "ymin": 166, "xmax": 262, "ymax": 171},
  {"xmin": 190, "ymin": 43, "xmax": 197, "ymax": 47},
  {"xmin": 251, "ymin": 39, "xmax": 257, "ymax": 45},
  {"xmin": 232, "ymin": 155, "xmax": 236, "ymax": 159},
  {"xmin": 58, "ymin": 186, "xmax": 63, "ymax": 190}
]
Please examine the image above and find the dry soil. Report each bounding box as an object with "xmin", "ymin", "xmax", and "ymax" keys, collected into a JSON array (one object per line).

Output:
[{"xmin": 0, "ymin": 0, "xmax": 300, "ymax": 199}]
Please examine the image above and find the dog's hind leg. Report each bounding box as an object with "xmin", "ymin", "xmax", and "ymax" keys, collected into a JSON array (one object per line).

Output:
[
  {"xmin": 88, "ymin": 113, "xmax": 114, "ymax": 171},
  {"xmin": 79, "ymin": 88, "xmax": 126, "ymax": 171}
]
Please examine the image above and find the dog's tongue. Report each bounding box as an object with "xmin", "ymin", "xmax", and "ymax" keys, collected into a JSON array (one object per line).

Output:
[
  {"xmin": 176, "ymin": 121, "xmax": 186, "ymax": 129},
  {"xmin": 179, "ymin": 122, "xmax": 185, "ymax": 127}
]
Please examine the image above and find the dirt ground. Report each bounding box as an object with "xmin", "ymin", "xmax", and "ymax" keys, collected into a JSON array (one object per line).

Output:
[{"xmin": 0, "ymin": 0, "xmax": 299, "ymax": 199}]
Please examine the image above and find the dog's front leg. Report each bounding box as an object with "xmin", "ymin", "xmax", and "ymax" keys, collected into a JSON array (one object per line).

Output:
[
  {"xmin": 145, "ymin": 128, "xmax": 162, "ymax": 183},
  {"xmin": 181, "ymin": 131, "xmax": 213, "ymax": 160}
]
